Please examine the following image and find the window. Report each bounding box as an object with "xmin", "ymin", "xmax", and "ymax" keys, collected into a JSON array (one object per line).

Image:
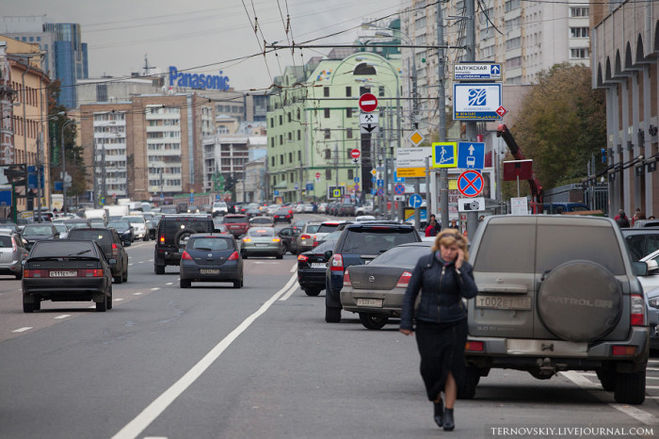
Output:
[
  {"xmin": 297, "ymin": 130, "xmax": 301, "ymax": 141},
  {"xmin": 348, "ymin": 169, "xmax": 354, "ymax": 179},
  {"xmin": 347, "ymin": 128, "xmax": 353, "ymax": 139},
  {"xmin": 325, "ymin": 169, "xmax": 331, "ymax": 179},
  {"xmin": 359, "ymin": 86, "xmax": 370, "ymax": 95},
  {"xmin": 346, "ymin": 86, "xmax": 352, "ymax": 97},
  {"xmin": 271, "ymin": 157, "xmax": 275, "ymax": 167},
  {"xmin": 506, "ymin": 56, "xmax": 522, "ymax": 69},
  {"xmin": 504, "ymin": 0, "xmax": 520, "ymax": 12},
  {"xmin": 287, "ymin": 112, "xmax": 291, "ymax": 122},
  {"xmin": 280, "ymin": 155, "xmax": 283, "ymax": 165},
  {"xmin": 378, "ymin": 86, "xmax": 385, "ymax": 97},
  {"xmin": 570, "ymin": 27, "xmax": 589, "ymax": 38},
  {"xmin": 570, "ymin": 48, "xmax": 589, "ymax": 59},
  {"xmin": 298, "ymin": 151, "xmax": 301, "ymax": 161},
  {"xmin": 279, "ymin": 115, "xmax": 282, "ymax": 125},
  {"xmin": 324, "ymin": 149, "xmax": 331, "ymax": 159},
  {"xmin": 324, "ymin": 129, "xmax": 331, "ymax": 139},
  {"xmin": 288, "ymin": 132, "xmax": 292, "ymax": 141},
  {"xmin": 569, "ymin": 7, "xmax": 589, "ymax": 17},
  {"xmin": 346, "ymin": 108, "xmax": 353, "ymax": 118},
  {"xmin": 324, "ymin": 108, "xmax": 330, "ymax": 118},
  {"xmin": 296, "ymin": 108, "xmax": 300, "ymax": 119},
  {"xmin": 289, "ymin": 152, "xmax": 293, "ymax": 162},
  {"xmin": 324, "ymin": 87, "xmax": 330, "ymax": 97},
  {"xmin": 506, "ymin": 37, "xmax": 521, "ymax": 50},
  {"xmin": 279, "ymin": 135, "xmax": 283, "ymax": 145},
  {"xmin": 354, "ymin": 63, "xmax": 376, "ymax": 75}
]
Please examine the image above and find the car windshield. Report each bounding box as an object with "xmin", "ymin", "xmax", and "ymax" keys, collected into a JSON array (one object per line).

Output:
[
  {"xmin": 122, "ymin": 217, "xmax": 143, "ymax": 224},
  {"xmin": 306, "ymin": 224, "xmax": 321, "ymax": 233},
  {"xmin": 68, "ymin": 230, "xmax": 111, "ymax": 244},
  {"xmin": 317, "ymin": 224, "xmax": 339, "ymax": 233},
  {"xmin": 23, "ymin": 225, "xmax": 53, "ymax": 235},
  {"xmin": 224, "ymin": 217, "xmax": 247, "ymax": 224},
  {"xmin": 190, "ymin": 238, "xmax": 232, "ymax": 251},
  {"xmin": 372, "ymin": 245, "xmax": 431, "ymax": 266},
  {"xmin": 341, "ymin": 228, "xmax": 418, "ymax": 254},
  {"xmin": 0, "ymin": 236, "xmax": 12, "ymax": 247},
  {"xmin": 108, "ymin": 222, "xmax": 130, "ymax": 230},
  {"xmin": 248, "ymin": 228, "xmax": 275, "ymax": 237}
]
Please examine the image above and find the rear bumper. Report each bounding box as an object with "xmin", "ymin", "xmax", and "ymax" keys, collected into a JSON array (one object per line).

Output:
[
  {"xmin": 155, "ymin": 247, "xmax": 182, "ymax": 265},
  {"xmin": 23, "ymin": 278, "xmax": 108, "ymax": 299},
  {"xmin": 180, "ymin": 261, "xmax": 240, "ymax": 281},
  {"xmin": 297, "ymin": 268, "xmax": 326, "ymax": 289},
  {"xmin": 242, "ymin": 246, "xmax": 283, "ymax": 256},
  {"xmin": 340, "ymin": 288, "xmax": 404, "ymax": 316},
  {"xmin": 0, "ymin": 261, "xmax": 22, "ymax": 275}
]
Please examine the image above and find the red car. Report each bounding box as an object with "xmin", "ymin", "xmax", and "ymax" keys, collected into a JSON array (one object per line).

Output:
[{"xmin": 223, "ymin": 214, "xmax": 249, "ymax": 237}]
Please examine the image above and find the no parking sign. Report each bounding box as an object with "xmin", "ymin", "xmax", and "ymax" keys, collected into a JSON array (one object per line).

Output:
[{"xmin": 457, "ymin": 170, "xmax": 484, "ymax": 198}]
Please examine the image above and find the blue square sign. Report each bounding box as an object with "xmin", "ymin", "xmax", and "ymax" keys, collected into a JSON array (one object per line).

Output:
[{"xmin": 457, "ymin": 142, "xmax": 485, "ymax": 170}]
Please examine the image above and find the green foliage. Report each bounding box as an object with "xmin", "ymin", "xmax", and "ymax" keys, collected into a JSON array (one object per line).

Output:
[{"xmin": 508, "ymin": 64, "xmax": 606, "ymax": 195}]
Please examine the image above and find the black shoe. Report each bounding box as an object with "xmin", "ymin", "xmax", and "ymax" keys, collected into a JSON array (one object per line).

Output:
[
  {"xmin": 433, "ymin": 399, "xmax": 443, "ymax": 428},
  {"xmin": 443, "ymin": 408, "xmax": 455, "ymax": 431}
]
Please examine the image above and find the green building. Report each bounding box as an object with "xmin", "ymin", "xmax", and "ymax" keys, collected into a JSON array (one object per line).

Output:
[{"xmin": 267, "ymin": 51, "xmax": 401, "ymax": 202}]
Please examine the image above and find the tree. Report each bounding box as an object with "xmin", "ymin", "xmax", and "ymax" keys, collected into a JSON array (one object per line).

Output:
[{"xmin": 503, "ymin": 64, "xmax": 606, "ymax": 198}]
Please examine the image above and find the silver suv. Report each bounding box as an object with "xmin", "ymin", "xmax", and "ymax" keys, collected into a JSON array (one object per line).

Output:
[{"xmin": 464, "ymin": 215, "xmax": 650, "ymax": 404}]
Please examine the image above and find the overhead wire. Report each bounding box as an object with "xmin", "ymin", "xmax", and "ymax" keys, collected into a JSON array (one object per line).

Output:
[{"xmin": 241, "ymin": 0, "xmax": 274, "ymax": 83}]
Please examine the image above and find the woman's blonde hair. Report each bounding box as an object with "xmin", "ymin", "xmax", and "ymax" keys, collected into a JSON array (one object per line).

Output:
[{"xmin": 431, "ymin": 228, "xmax": 469, "ymax": 259}]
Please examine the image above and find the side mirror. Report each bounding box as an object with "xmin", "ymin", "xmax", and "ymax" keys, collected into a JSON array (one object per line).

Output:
[
  {"xmin": 324, "ymin": 250, "xmax": 333, "ymax": 260},
  {"xmin": 632, "ymin": 261, "xmax": 648, "ymax": 276},
  {"xmin": 123, "ymin": 240, "xmax": 131, "ymax": 247}
]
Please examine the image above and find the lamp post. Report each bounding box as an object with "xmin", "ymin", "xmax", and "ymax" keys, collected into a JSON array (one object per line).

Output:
[{"xmin": 60, "ymin": 119, "xmax": 74, "ymax": 213}]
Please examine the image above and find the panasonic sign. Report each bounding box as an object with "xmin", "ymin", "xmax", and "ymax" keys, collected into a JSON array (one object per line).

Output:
[{"xmin": 169, "ymin": 66, "xmax": 230, "ymax": 91}]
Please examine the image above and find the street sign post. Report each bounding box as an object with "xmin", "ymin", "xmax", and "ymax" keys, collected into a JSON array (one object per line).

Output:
[
  {"xmin": 457, "ymin": 170, "xmax": 484, "ymax": 198},
  {"xmin": 431, "ymin": 142, "xmax": 457, "ymax": 168},
  {"xmin": 454, "ymin": 63, "xmax": 502, "ymax": 81},
  {"xmin": 359, "ymin": 112, "xmax": 378, "ymax": 134},
  {"xmin": 457, "ymin": 142, "xmax": 485, "ymax": 170},
  {"xmin": 358, "ymin": 93, "xmax": 378, "ymax": 113}
]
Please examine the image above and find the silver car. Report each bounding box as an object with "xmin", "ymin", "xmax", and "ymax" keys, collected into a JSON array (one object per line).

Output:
[
  {"xmin": 240, "ymin": 227, "xmax": 285, "ymax": 259},
  {"xmin": 0, "ymin": 232, "xmax": 29, "ymax": 279}
]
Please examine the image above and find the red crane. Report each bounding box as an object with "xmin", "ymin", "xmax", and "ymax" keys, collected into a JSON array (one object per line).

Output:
[{"xmin": 496, "ymin": 124, "xmax": 544, "ymax": 209}]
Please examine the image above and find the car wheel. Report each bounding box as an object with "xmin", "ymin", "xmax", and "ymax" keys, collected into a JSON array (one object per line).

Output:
[
  {"xmin": 325, "ymin": 306, "xmax": 341, "ymax": 323},
  {"xmin": 614, "ymin": 369, "xmax": 646, "ymax": 404},
  {"xmin": 15, "ymin": 271, "xmax": 22, "ymax": 280},
  {"xmin": 114, "ymin": 273, "xmax": 123, "ymax": 284},
  {"xmin": 107, "ymin": 287, "xmax": 113, "ymax": 310},
  {"xmin": 155, "ymin": 264, "xmax": 165, "ymax": 275},
  {"xmin": 596, "ymin": 368, "xmax": 616, "ymax": 392},
  {"xmin": 233, "ymin": 279, "xmax": 242, "ymax": 288},
  {"xmin": 242, "ymin": 252, "xmax": 248, "ymax": 259},
  {"xmin": 304, "ymin": 288, "xmax": 321, "ymax": 297},
  {"xmin": 122, "ymin": 270, "xmax": 128, "ymax": 283},
  {"xmin": 23, "ymin": 296, "xmax": 35, "ymax": 313},
  {"xmin": 359, "ymin": 313, "xmax": 388, "ymax": 330},
  {"xmin": 457, "ymin": 365, "xmax": 481, "ymax": 399},
  {"xmin": 276, "ymin": 253, "xmax": 283, "ymax": 260},
  {"xmin": 96, "ymin": 296, "xmax": 107, "ymax": 312},
  {"xmin": 180, "ymin": 279, "xmax": 191, "ymax": 288}
]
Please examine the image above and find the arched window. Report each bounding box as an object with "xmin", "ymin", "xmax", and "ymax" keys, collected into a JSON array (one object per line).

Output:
[{"xmin": 353, "ymin": 63, "xmax": 376, "ymax": 75}]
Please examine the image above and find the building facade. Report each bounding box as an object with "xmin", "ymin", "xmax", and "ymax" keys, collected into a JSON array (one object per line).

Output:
[
  {"xmin": 76, "ymin": 77, "xmax": 162, "ymax": 107},
  {"xmin": 591, "ymin": 0, "xmax": 659, "ymax": 217}
]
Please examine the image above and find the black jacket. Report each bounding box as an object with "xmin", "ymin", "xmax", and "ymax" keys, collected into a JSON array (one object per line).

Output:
[{"xmin": 400, "ymin": 252, "xmax": 478, "ymax": 330}]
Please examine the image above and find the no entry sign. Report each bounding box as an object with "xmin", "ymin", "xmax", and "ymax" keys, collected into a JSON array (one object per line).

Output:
[
  {"xmin": 457, "ymin": 170, "xmax": 484, "ymax": 198},
  {"xmin": 351, "ymin": 149, "xmax": 361, "ymax": 159},
  {"xmin": 358, "ymin": 93, "xmax": 378, "ymax": 113}
]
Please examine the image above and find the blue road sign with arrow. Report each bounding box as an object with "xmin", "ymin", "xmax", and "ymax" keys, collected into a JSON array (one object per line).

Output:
[
  {"xmin": 457, "ymin": 142, "xmax": 485, "ymax": 169},
  {"xmin": 409, "ymin": 194, "xmax": 423, "ymax": 208}
]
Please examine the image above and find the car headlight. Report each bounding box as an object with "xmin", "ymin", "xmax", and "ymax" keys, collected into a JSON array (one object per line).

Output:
[{"xmin": 649, "ymin": 297, "xmax": 659, "ymax": 309}]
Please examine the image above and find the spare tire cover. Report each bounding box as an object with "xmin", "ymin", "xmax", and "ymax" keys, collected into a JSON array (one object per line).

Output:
[
  {"xmin": 537, "ymin": 260, "xmax": 622, "ymax": 342},
  {"xmin": 175, "ymin": 230, "xmax": 194, "ymax": 249}
]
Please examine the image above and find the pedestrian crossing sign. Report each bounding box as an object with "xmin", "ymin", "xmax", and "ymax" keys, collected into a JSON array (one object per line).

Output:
[{"xmin": 432, "ymin": 142, "xmax": 457, "ymax": 168}]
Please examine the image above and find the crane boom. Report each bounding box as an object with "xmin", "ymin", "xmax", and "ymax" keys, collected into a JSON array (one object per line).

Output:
[{"xmin": 496, "ymin": 124, "xmax": 544, "ymax": 205}]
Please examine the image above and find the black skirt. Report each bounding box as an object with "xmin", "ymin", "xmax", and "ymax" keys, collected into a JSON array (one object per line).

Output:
[{"xmin": 414, "ymin": 318, "xmax": 468, "ymax": 401}]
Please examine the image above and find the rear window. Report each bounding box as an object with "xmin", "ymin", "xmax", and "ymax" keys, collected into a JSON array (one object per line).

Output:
[
  {"xmin": 122, "ymin": 217, "xmax": 144, "ymax": 224},
  {"xmin": 537, "ymin": 225, "xmax": 625, "ymax": 275},
  {"xmin": 164, "ymin": 219, "xmax": 212, "ymax": 235},
  {"xmin": 306, "ymin": 224, "xmax": 321, "ymax": 233},
  {"xmin": 318, "ymin": 224, "xmax": 339, "ymax": 233},
  {"xmin": 108, "ymin": 221, "xmax": 130, "ymax": 229},
  {"xmin": 251, "ymin": 218, "xmax": 272, "ymax": 224},
  {"xmin": 68, "ymin": 230, "xmax": 112, "ymax": 245},
  {"xmin": 313, "ymin": 239, "xmax": 337, "ymax": 253},
  {"xmin": 248, "ymin": 228, "xmax": 275, "ymax": 237},
  {"xmin": 23, "ymin": 225, "xmax": 53, "ymax": 235},
  {"xmin": 474, "ymin": 224, "xmax": 535, "ymax": 273},
  {"xmin": 340, "ymin": 228, "xmax": 418, "ymax": 254},
  {"xmin": 0, "ymin": 236, "xmax": 12, "ymax": 247},
  {"xmin": 31, "ymin": 241, "xmax": 96, "ymax": 258},
  {"xmin": 224, "ymin": 216, "xmax": 247, "ymax": 224},
  {"xmin": 625, "ymin": 234, "xmax": 659, "ymax": 261},
  {"xmin": 190, "ymin": 238, "xmax": 233, "ymax": 251},
  {"xmin": 372, "ymin": 245, "xmax": 431, "ymax": 267}
]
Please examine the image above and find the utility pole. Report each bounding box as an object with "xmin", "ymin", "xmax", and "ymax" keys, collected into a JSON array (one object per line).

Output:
[
  {"xmin": 464, "ymin": 0, "xmax": 479, "ymax": 238},
  {"xmin": 437, "ymin": 2, "xmax": 449, "ymax": 230},
  {"xmin": 36, "ymin": 133, "xmax": 42, "ymax": 221}
]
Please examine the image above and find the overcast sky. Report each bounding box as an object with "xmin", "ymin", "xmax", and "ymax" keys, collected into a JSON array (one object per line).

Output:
[{"xmin": 2, "ymin": 0, "xmax": 404, "ymax": 91}]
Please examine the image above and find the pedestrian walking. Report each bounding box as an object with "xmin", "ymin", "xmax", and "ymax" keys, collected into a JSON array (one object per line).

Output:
[
  {"xmin": 400, "ymin": 229, "xmax": 478, "ymax": 431},
  {"xmin": 425, "ymin": 214, "xmax": 441, "ymax": 237},
  {"xmin": 631, "ymin": 208, "xmax": 645, "ymax": 226},
  {"xmin": 614, "ymin": 209, "xmax": 630, "ymax": 228}
]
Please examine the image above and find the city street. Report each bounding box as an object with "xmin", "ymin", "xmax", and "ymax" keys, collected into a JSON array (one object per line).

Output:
[{"xmin": 0, "ymin": 215, "xmax": 657, "ymax": 439}]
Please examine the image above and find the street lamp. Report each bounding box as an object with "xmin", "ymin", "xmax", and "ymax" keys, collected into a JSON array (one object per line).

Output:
[{"xmin": 60, "ymin": 118, "xmax": 75, "ymax": 213}]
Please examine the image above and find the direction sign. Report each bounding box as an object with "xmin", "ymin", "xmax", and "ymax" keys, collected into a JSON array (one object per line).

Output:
[
  {"xmin": 457, "ymin": 142, "xmax": 485, "ymax": 170},
  {"xmin": 496, "ymin": 106, "xmax": 507, "ymax": 117},
  {"xmin": 377, "ymin": 179, "xmax": 384, "ymax": 188},
  {"xmin": 453, "ymin": 83, "xmax": 503, "ymax": 121},
  {"xmin": 394, "ymin": 183, "xmax": 405, "ymax": 195},
  {"xmin": 454, "ymin": 63, "xmax": 502, "ymax": 81},
  {"xmin": 358, "ymin": 93, "xmax": 378, "ymax": 113},
  {"xmin": 351, "ymin": 149, "xmax": 361, "ymax": 159},
  {"xmin": 409, "ymin": 193, "xmax": 423, "ymax": 208},
  {"xmin": 274, "ymin": 190, "xmax": 279, "ymax": 196},
  {"xmin": 354, "ymin": 176, "xmax": 360, "ymax": 183},
  {"xmin": 360, "ymin": 123, "xmax": 378, "ymax": 134},
  {"xmin": 431, "ymin": 142, "xmax": 457, "ymax": 168},
  {"xmin": 457, "ymin": 170, "xmax": 484, "ymax": 198}
]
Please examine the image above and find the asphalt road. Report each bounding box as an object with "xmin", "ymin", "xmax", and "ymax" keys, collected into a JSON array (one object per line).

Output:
[{"xmin": 0, "ymin": 214, "xmax": 658, "ymax": 439}]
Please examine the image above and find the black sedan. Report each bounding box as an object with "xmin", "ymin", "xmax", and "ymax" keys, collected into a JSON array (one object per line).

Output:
[
  {"xmin": 179, "ymin": 234, "xmax": 243, "ymax": 288},
  {"xmin": 296, "ymin": 232, "xmax": 342, "ymax": 296},
  {"xmin": 273, "ymin": 208, "xmax": 293, "ymax": 223},
  {"xmin": 107, "ymin": 220, "xmax": 134, "ymax": 246},
  {"xmin": 22, "ymin": 240, "xmax": 115, "ymax": 312}
]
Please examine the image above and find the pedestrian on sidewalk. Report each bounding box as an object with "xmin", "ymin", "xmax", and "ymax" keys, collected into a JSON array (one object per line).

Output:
[
  {"xmin": 399, "ymin": 229, "xmax": 478, "ymax": 431},
  {"xmin": 614, "ymin": 209, "xmax": 630, "ymax": 228},
  {"xmin": 425, "ymin": 214, "xmax": 441, "ymax": 237}
]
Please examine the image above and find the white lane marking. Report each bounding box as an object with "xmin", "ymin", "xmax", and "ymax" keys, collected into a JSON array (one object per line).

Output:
[
  {"xmin": 289, "ymin": 264, "xmax": 296, "ymax": 273},
  {"xmin": 560, "ymin": 371, "xmax": 658, "ymax": 425},
  {"xmin": 148, "ymin": 259, "xmax": 154, "ymax": 262},
  {"xmin": 165, "ymin": 282, "xmax": 173, "ymax": 286},
  {"xmin": 649, "ymin": 359, "xmax": 659, "ymax": 364},
  {"xmin": 648, "ymin": 396, "xmax": 659, "ymax": 399},
  {"xmin": 54, "ymin": 314, "xmax": 71, "ymax": 320},
  {"xmin": 114, "ymin": 298, "xmax": 124, "ymax": 302},
  {"xmin": 646, "ymin": 385, "xmax": 659, "ymax": 389},
  {"xmin": 12, "ymin": 327, "xmax": 32, "ymax": 333},
  {"xmin": 582, "ymin": 372, "xmax": 659, "ymax": 381},
  {"xmin": 647, "ymin": 367, "xmax": 659, "ymax": 371},
  {"xmin": 133, "ymin": 292, "xmax": 143, "ymax": 296},
  {"xmin": 144, "ymin": 437, "xmax": 168, "ymax": 439},
  {"xmin": 278, "ymin": 283, "xmax": 298, "ymax": 302},
  {"xmin": 151, "ymin": 287, "xmax": 160, "ymax": 291},
  {"xmin": 111, "ymin": 272, "xmax": 298, "ymax": 439},
  {"xmin": 128, "ymin": 264, "xmax": 134, "ymax": 267}
]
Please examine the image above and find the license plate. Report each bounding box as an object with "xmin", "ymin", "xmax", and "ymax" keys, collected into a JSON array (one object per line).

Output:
[
  {"xmin": 356, "ymin": 298, "xmax": 383, "ymax": 308},
  {"xmin": 310, "ymin": 263, "xmax": 327, "ymax": 269},
  {"xmin": 257, "ymin": 244, "xmax": 270, "ymax": 247},
  {"xmin": 50, "ymin": 270, "xmax": 77, "ymax": 277},
  {"xmin": 200, "ymin": 269, "xmax": 220, "ymax": 275},
  {"xmin": 476, "ymin": 295, "xmax": 532, "ymax": 310}
]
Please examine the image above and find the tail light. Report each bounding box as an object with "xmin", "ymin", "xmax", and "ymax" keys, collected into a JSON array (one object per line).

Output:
[
  {"xmin": 465, "ymin": 341, "xmax": 484, "ymax": 352},
  {"xmin": 24, "ymin": 269, "xmax": 48, "ymax": 278},
  {"xmin": 612, "ymin": 346, "xmax": 637, "ymax": 356},
  {"xmin": 111, "ymin": 243, "xmax": 118, "ymax": 258},
  {"xmin": 330, "ymin": 254, "xmax": 344, "ymax": 272},
  {"xmin": 300, "ymin": 234, "xmax": 311, "ymax": 240},
  {"xmin": 227, "ymin": 251, "xmax": 239, "ymax": 261},
  {"xmin": 630, "ymin": 294, "xmax": 645, "ymax": 326},
  {"xmin": 343, "ymin": 270, "xmax": 351, "ymax": 286},
  {"xmin": 297, "ymin": 254, "xmax": 308, "ymax": 263},
  {"xmin": 159, "ymin": 235, "xmax": 165, "ymax": 244},
  {"xmin": 312, "ymin": 241, "xmax": 319, "ymax": 248},
  {"xmin": 272, "ymin": 238, "xmax": 281, "ymax": 242},
  {"xmin": 79, "ymin": 269, "xmax": 104, "ymax": 277},
  {"xmin": 396, "ymin": 271, "xmax": 413, "ymax": 288},
  {"xmin": 181, "ymin": 251, "xmax": 193, "ymax": 260}
]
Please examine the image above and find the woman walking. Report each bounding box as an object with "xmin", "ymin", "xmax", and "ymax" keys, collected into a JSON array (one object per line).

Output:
[{"xmin": 399, "ymin": 229, "xmax": 478, "ymax": 431}]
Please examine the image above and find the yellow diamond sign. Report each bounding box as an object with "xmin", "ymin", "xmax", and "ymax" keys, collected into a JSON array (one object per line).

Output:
[
  {"xmin": 409, "ymin": 130, "xmax": 424, "ymax": 146},
  {"xmin": 370, "ymin": 169, "xmax": 377, "ymax": 176}
]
